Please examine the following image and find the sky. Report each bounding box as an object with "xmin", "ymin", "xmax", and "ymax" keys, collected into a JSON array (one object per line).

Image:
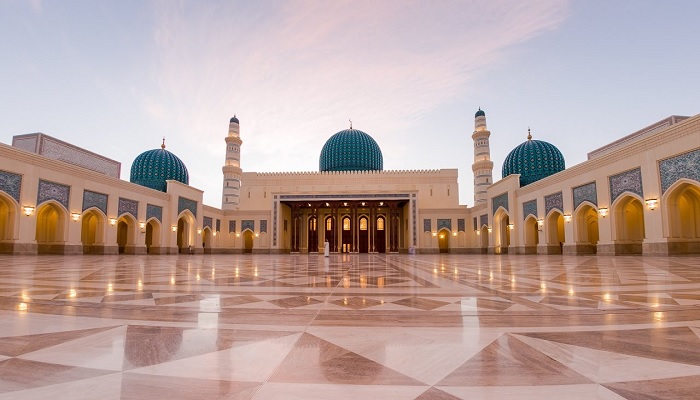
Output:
[{"xmin": 2, "ymin": 0, "xmax": 699, "ymax": 207}]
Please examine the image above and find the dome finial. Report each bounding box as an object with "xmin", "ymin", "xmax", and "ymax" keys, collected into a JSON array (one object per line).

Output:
[
  {"xmin": 161, "ymin": 137, "xmax": 166, "ymax": 149},
  {"xmin": 527, "ymin": 128, "xmax": 532, "ymax": 140},
  {"xmin": 349, "ymin": 119, "xmax": 352, "ymax": 129}
]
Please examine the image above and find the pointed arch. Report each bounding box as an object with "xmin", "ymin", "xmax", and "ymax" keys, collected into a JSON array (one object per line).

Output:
[
  {"xmin": 437, "ymin": 228, "xmax": 450, "ymax": 253},
  {"xmin": 545, "ymin": 209, "xmax": 565, "ymax": 253},
  {"xmin": 145, "ymin": 217, "xmax": 162, "ymax": 254},
  {"xmin": 0, "ymin": 191, "xmax": 19, "ymax": 243},
  {"xmin": 117, "ymin": 213, "xmax": 138, "ymax": 254},
  {"xmin": 202, "ymin": 227, "xmax": 212, "ymax": 252},
  {"xmin": 493, "ymin": 209, "xmax": 510, "ymax": 253},
  {"xmin": 36, "ymin": 200, "xmax": 68, "ymax": 253},
  {"xmin": 524, "ymin": 215, "xmax": 539, "ymax": 248},
  {"xmin": 242, "ymin": 229, "xmax": 254, "ymax": 253},
  {"xmin": 663, "ymin": 179, "xmax": 700, "ymax": 241},
  {"xmin": 177, "ymin": 210, "xmax": 196, "ymax": 253},
  {"xmin": 611, "ymin": 193, "xmax": 645, "ymax": 244},
  {"xmin": 573, "ymin": 201, "xmax": 599, "ymax": 254},
  {"xmin": 81, "ymin": 207, "xmax": 106, "ymax": 254},
  {"xmin": 308, "ymin": 215, "xmax": 318, "ymax": 253}
]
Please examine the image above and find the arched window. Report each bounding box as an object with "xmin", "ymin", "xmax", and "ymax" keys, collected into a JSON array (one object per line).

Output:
[
  {"xmin": 326, "ymin": 217, "xmax": 332, "ymax": 231},
  {"xmin": 377, "ymin": 217, "xmax": 385, "ymax": 230},
  {"xmin": 360, "ymin": 217, "xmax": 368, "ymax": 230},
  {"xmin": 343, "ymin": 217, "xmax": 350, "ymax": 230}
]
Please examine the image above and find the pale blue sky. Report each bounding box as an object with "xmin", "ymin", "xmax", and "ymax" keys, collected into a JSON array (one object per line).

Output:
[{"xmin": 2, "ymin": 0, "xmax": 698, "ymax": 206}]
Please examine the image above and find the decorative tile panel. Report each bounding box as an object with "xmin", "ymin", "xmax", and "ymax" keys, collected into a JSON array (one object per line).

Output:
[
  {"xmin": 38, "ymin": 180, "xmax": 69, "ymax": 209},
  {"xmin": 0, "ymin": 170, "xmax": 22, "ymax": 203},
  {"xmin": 273, "ymin": 201, "xmax": 278, "ymax": 246},
  {"xmin": 146, "ymin": 204, "xmax": 162, "ymax": 222},
  {"xmin": 82, "ymin": 190, "xmax": 107, "ymax": 214},
  {"xmin": 118, "ymin": 197, "xmax": 138, "ymax": 219},
  {"xmin": 573, "ymin": 182, "xmax": 597, "ymax": 210},
  {"xmin": 492, "ymin": 192, "xmax": 508, "ymax": 215},
  {"xmin": 437, "ymin": 219, "xmax": 451, "ymax": 231},
  {"xmin": 229, "ymin": 220, "xmax": 236, "ymax": 233},
  {"xmin": 610, "ymin": 168, "xmax": 643, "ymax": 203},
  {"xmin": 544, "ymin": 192, "xmax": 563, "ymax": 215},
  {"xmin": 457, "ymin": 218, "xmax": 465, "ymax": 232},
  {"xmin": 260, "ymin": 220, "xmax": 268, "ymax": 233},
  {"xmin": 412, "ymin": 200, "xmax": 417, "ymax": 246},
  {"xmin": 423, "ymin": 219, "xmax": 431, "ymax": 233},
  {"xmin": 242, "ymin": 220, "xmax": 254, "ymax": 232},
  {"xmin": 659, "ymin": 148, "xmax": 700, "ymax": 194},
  {"xmin": 522, "ymin": 199, "xmax": 537, "ymax": 220},
  {"xmin": 216, "ymin": 219, "xmax": 221, "ymax": 232},
  {"xmin": 473, "ymin": 217, "xmax": 477, "ymax": 231},
  {"xmin": 479, "ymin": 214, "xmax": 488, "ymax": 228},
  {"xmin": 203, "ymin": 216, "xmax": 212, "ymax": 229},
  {"xmin": 178, "ymin": 197, "xmax": 197, "ymax": 217}
]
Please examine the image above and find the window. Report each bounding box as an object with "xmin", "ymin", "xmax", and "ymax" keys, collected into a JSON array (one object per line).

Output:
[
  {"xmin": 360, "ymin": 217, "xmax": 368, "ymax": 230},
  {"xmin": 343, "ymin": 217, "xmax": 350, "ymax": 230},
  {"xmin": 326, "ymin": 217, "xmax": 332, "ymax": 231},
  {"xmin": 377, "ymin": 217, "xmax": 385, "ymax": 230}
]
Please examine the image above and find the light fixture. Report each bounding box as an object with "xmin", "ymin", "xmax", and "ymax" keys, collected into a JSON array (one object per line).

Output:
[
  {"xmin": 537, "ymin": 219, "xmax": 544, "ymax": 227},
  {"xmin": 487, "ymin": 227, "xmax": 492, "ymax": 233},
  {"xmin": 171, "ymin": 225, "xmax": 177, "ymax": 232},
  {"xmin": 325, "ymin": 202, "xmax": 329, "ymax": 207},
  {"xmin": 361, "ymin": 202, "xmax": 365, "ymax": 206},
  {"xmin": 645, "ymin": 199, "xmax": 658, "ymax": 210},
  {"xmin": 563, "ymin": 214, "xmax": 572, "ymax": 223},
  {"xmin": 71, "ymin": 212, "xmax": 80, "ymax": 222},
  {"xmin": 343, "ymin": 202, "xmax": 347, "ymax": 207},
  {"xmin": 213, "ymin": 231, "xmax": 217, "ymax": 236},
  {"xmin": 507, "ymin": 223, "xmax": 514, "ymax": 230},
  {"xmin": 23, "ymin": 206, "xmax": 34, "ymax": 216},
  {"xmin": 197, "ymin": 229, "xmax": 202, "ymax": 235},
  {"xmin": 379, "ymin": 202, "xmax": 384, "ymax": 206},
  {"xmin": 452, "ymin": 231, "xmax": 457, "ymax": 236},
  {"xmin": 599, "ymin": 208, "xmax": 608, "ymax": 218},
  {"xmin": 236, "ymin": 233, "xmax": 240, "ymax": 237},
  {"xmin": 255, "ymin": 233, "xmax": 259, "ymax": 237},
  {"xmin": 109, "ymin": 218, "xmax": 117, "ymax": 226},
  {"xmin": 432, "ymin": 231, "xmax": 437, "ymax": 237},
  {"xmin": 476, "ymin": 230, "xmax": 480, "ymax": 235},
  {"xmin": 139, "ymin": 221, "xmax": 146, "ymax": 230}
]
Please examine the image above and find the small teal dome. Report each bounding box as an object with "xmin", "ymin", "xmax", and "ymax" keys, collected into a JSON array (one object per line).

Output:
[
  {"xmin": 319, "ymin": 128, "xmax": 383, "ymax": 172},
  {"xmin": 130, "ymin": 146, "xmax": 189, "ymax": 192},
  {"xmin": 230, "ymin": 115, "xmax": 239, "ymax": 124},
  {"xmin": 475, "ymin": 108, "xmax": 485, "ymax": 118},
  {"xmin": 502, "ymin": 135, "xmax": 565, "ymax": 187}
]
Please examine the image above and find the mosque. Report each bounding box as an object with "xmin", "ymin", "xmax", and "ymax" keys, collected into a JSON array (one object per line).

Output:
[{"xmin": 0, "ymin": 109, "xmax": 698, "ymax": 256}]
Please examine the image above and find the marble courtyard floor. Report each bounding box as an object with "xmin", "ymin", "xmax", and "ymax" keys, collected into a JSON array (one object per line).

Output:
[{"xmin": 1, "ymin": 254, "xmax": 700, "ymax": 399}]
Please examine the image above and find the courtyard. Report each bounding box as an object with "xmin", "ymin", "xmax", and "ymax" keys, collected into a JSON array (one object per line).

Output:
[{"xmin": 0, "ymin": 254, "xmax": 699, "ymax": 399}]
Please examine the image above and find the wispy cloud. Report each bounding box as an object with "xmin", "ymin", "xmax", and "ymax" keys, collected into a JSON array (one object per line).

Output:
[{"xmin": 144, "ymin": 0, "xmax": 568, "ymax": 204}]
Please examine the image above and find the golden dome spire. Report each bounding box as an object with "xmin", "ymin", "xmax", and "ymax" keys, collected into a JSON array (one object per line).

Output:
[
  {"xmin": 161, "ymin": 137, "xmax": 166, "ymax": 149},
  {"xmin": 527, "ymin": 128, "xmax": 532, "ymax": 140}
]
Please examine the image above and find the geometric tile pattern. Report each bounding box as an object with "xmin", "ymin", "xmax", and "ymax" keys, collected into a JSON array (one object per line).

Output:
[
  {"xmin": 229, "ymin": 220, "xmax": 236, "ymax": 233},
  {"xmin": 260, "ymin": 220, "xmax": 268, "ymax": 234},
  {"xmin": 423, "ymin": 219, "xmax": 431, "ymax": 233},
  {"xmin": 412, "ymin": 199, "xmax": 417, "ymax": 246},
  {"xmin": 177, "ymin": 196, "xmax": 197, "ymax": 217},
  {"xmin": 659, "ymin": 148, "xmax": 700, "ymax": 194},
  {"xmin": 522, "ymin": 199, "xmax": 537, "ymax": 220},
  {"xmin": 437, "ymin": 219, "xmax": 451, "ymax": 232},
  {"xmin": 242, "ymin": 220, "xmax": 254, "ymax": 232},
  {"xmin": 2, "ymin": 253, "xmax": 700, "ymax": 398},
  {"xmin": 0, "ymin": 170, "xmax": 22, "ymax": 203},
  {"xmin": 457, "ymin": 219, "xmax": 465, "ymax": 232},
  {"xmin": 82, "ymin": 190, "xmax": 107, "ymax": 214},
  {"xmin": 273, "ymin": 201, "xmax": 278, "ymax": 246},
  {"xmin": 479, "ymin": 214, "xmax": 488, "ymax": 229},
  {"xmin": 146, "ymin": 204, "xmax": 162, "ymax": 223},
  {"xmin": 216, "ymin": 219, "xmax": 220, "ymax": 233},
  {"xmin": 610, "ymin": 167, "xmax": 643, "ymax": 203},
  {"xmin": 118, "ymin": 197, "xmax": 138, "ymax": 219},
  {"xmin": 203, "ymin": 216, "xmax": 212, "ymax": 230},
  {"xmin": 573, "ymin": 181, "xmax": 597, "ymax": 210},
  {"xmin": 544, "ymin": 191, "xmax": 563, "ymax": 215},
  {"xmin": 37, "ymin": 179, "xmax": 70, "ymax": 209},
  {"xmin": 491, "ymin": 192, "xmax": 508, "ymax": 215}
]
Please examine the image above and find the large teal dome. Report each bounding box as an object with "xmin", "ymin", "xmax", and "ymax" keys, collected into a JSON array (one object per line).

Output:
[
  {"xmin": 130, "ymin": 145, "xmax": 189, "ymax": 192},
  {"xmin": 319, "ymin": 128, "xmax": 383, "ymax": 172},
  {"xmin": 502, "ymin": 135, "xmax": 565, "ymax": 187}
]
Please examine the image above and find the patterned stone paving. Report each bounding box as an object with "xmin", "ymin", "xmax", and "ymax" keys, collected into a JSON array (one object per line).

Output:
[{"xmin": 0, "ymin": 253, "xmax": 700, "ymax": 399}]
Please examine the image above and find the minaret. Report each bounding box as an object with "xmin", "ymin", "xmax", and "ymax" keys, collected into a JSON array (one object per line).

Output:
[
  {"xmin": 222, "ymin": 115, "xmax": 243, "ymax": 209},
  {"xmin": 471, "ymin": 108, "xmax": 493, "ymax": 205}
]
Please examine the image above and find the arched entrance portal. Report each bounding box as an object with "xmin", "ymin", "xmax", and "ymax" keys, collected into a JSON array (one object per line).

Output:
[
  {"xmin": 665, "ymin": 180, "xmax": 700, "ymax": 253},
  {"xmin": 493, "ymin": 209, "xmax": 510, "ymax": 254},
  {"xmin": 479, "ymin": 226, "xmax": 489, "ymax": 250},
  {"xmin": 116, "ymin": 214, "xmax": 137, "ymax": 254},
  {"xmin": 524, "ymin": 216, "xmax": 539, "ymax": 253},
  {"xmin": 81, "ymin": 208, "xmax": 105, "ymax": 254},
  {"xmin": 308, "ymin": 216, "xmax": 318, "ymax": 253},
  {"xmin": 574, "ymin": 203, "xmax": 599, "ymax": 254},
  {"xmin": 613, "ymin": 195, "xmax": 645, "ymax": 254},
  {"xmin": 341, "ymin": 216, "xmax": 351, "ymax": 253},
  {"xmin": 202, "ymin": 228, "xmax": 212, "ymax": 253},
  {"xmin": 145, "ymin": 219, "xmax": 161, "ymax": 254},
  {"xmin": 177, "ymin": 211, "xmax": 195, "ymax": 253},
  {"xmin": 438, "ymin": 229, "xmax": 449, "ymax": 253},
  {"xmin": 375, "ymin": 216, "xmax": 386, "ymax": 253},
  {"xmin": 324, "ymin": 216, "xmax": 335, "ymax": 253},
  {"xmin": 242, "ymin": 230, "xmax": 254, "ymax": 253},
  {"xmin": 36, "ymin": 201, "xmax": 67, "ymax": 254},
  {"xmin": 546, "ymin": 211, "xmax": 565, "ymax": 254},
  {"xmin": 0, "ymin": 193, "xmax": 17, "ymax": 246},
  {"xmin": 358, "ymin": 216, "xmax": 369, "ymax": 253}
]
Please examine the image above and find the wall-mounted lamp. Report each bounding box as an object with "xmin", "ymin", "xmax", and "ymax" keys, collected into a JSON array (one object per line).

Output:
[
  {"xmin": 171, "ymin": 225, "xmax": 177, "ymax": 232},
  {"xmin": 507, "ymin": 223, "xmax": 514, "ymax": 230},
  {"xmin": 563, "ymin": 214, "xmax": 572, "ymax": 223},
  {"xmin": 537, "ymin": 219, "xmax": 544, "ymax": 227},
  {"xmin": 439, "ymin": 233, "xmax": 445, "ymax": 239},
  {"xmin": 109, "ymin": 218, "xmax": 117, "ymax": 226},
  {"xmin": 197, "ymin": 229, "xmax": 202, "ymax": 235},
  {"xmin": 476, "ymin": 230, "xmax": 480, "ymax": 236},
  {"xmin": 432, "ymin": 231, "xmax": 437, "ymax": 237},
  {"xmin": 487, "ymin": 227, "xmax": 492, "ymax": 233},
  {"xmin": 236, "ymin": 233, "xmax": 240, "ymax": 237},
  {"xmin": 598, "ymin": 208, "xmax": 608, "ymax": 218},
  {"xmin": 213, "ymin": 231, "xmax": 217, "ymax": 236},
  {"xmin": 23, "ymin": 206, "xmax": 35, "ymax": 216},
  {"xmin": 379, "ymin": 202, "xmax": 384, "ymax": 206},
  {"xmin": 452, "ymin": 231, "xmax": 457, "ymax": 236},
  {"xmin": 139, "ymin": 222, "xmax": 146, "ymax": 232},
  {"xmin": 71, "ymin": 212, "xmax": 81, "ymax": 222},
  {"xmin": 645, "ymin": 199, "xmax": 658, "ymax": 210},
  {"xmin": 255, "ymin": 232, "xmax": 259, "ymax": 237}
]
